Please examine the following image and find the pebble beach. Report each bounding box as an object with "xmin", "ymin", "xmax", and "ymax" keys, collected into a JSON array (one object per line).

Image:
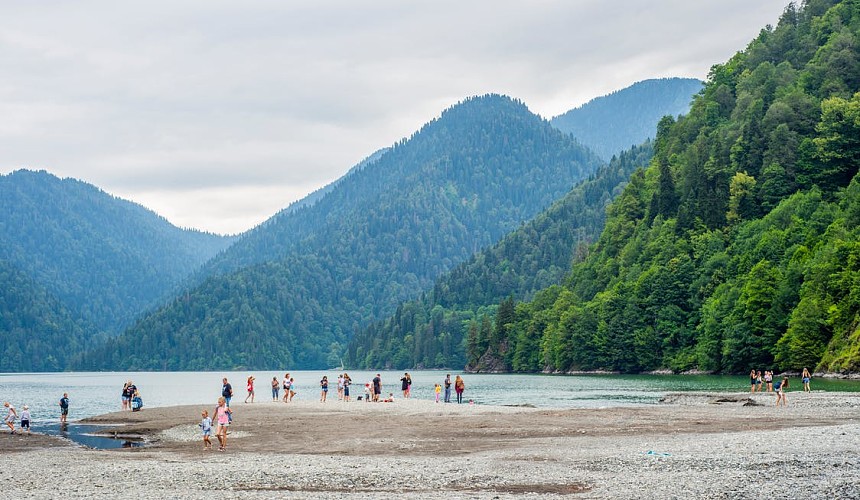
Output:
[{"xmin": 1, "ymin": 392, "xmax": 859, "ymax": 499}]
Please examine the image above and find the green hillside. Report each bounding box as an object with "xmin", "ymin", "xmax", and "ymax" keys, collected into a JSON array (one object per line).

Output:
[
  {"xmin": 473, "ymin": 0, "xmax": 860, "ymax": 374},
  {"xmin": 345, "ymin": 143, "xmax": 653, "ymax": 369},
  {"xmin": 78, "ymin": 95, "xmax": 603, "ymax": 370},
  {"xmin": 0, "ymin": 170, "xmax": 235, "ymax": 337},
  {"xmin": 0, "ymin": 260, "xmax": 91, "ymax": 371}
]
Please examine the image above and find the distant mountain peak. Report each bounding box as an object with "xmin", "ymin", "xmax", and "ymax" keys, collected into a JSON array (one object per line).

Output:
[{"xmin": 551, "ymin": 77, "xmax": 704, "ymax": 161}]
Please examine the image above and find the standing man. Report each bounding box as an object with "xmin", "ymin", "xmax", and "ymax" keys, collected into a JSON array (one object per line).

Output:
[
  {"xmin": 444, "ymin": 374, "xmax": 452, "ymax": 403},
  {"xmin": 59, "ymin": 392, "xmax": 70, "ymax": 423},
  {"xmin": 222, "ymin": 378, "xmax": 234, "ymax": 422},
  {"xmin": 222, "ymin": 378, "xmax": 233, "ymax": 407},
  {"xmin": 372, "ymin": 373, "xmax": 382, "ymax": 402}
]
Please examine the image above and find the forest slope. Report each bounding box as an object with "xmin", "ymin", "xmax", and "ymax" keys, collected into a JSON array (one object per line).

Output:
[
  {"xmin": 472, "ymin": 0, "xmax": 860, "ymax": 375},
  {"xmin": 79, "ymin": 95, "xmax": 603, "ymax": 370}
]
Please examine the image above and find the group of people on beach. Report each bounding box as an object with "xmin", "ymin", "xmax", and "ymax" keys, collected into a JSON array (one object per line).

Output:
[
  {"xmin": 228, "ymin": 372, "xmax": 469, "ymax": 408},
  {"xmin": 2, "ymin": 392, "xmax": 68, "ymax": 435},
  {"xmin": 433, "ymin": 374, "xmax": 466, "ymax": 403},
  {"xmin": 121, "ymin": 380, "xmax": 143, "ymax": 411},
  {"xmin": 749, "ymin": 368, "xmax": 812, "ymax": 406}
]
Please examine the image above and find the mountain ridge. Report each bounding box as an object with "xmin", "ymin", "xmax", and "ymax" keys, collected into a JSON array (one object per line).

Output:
[{"xmin": 77, "ymin": 93, "xmax": 604, "ymax": 370}]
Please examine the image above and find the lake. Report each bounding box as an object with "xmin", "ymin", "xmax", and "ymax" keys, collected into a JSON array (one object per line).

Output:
[{"xmin": 2, "ymin": 370, "xmax": 860, "ymax": 424}]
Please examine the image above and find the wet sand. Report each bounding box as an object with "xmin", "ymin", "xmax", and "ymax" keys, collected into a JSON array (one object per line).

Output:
[{"xmin": 1, "ymin": 392, "xmax": 859, "ymax": 498}]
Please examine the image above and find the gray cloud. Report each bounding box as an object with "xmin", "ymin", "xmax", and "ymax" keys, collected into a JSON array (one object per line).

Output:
[{"xmin": 0, "ymin": 0, "xmax": 789, "ymax": 234}]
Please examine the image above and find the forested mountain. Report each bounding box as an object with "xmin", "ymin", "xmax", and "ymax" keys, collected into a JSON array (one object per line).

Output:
[
  {"xmin": 0, "ymin": 170, "xmax": 235, "ymax": 338},
  {"xmin": 0, "ymin": 260, "xmax": 90, "ymax": 371},
  {"xmin": 279, "ymin": 148, "xmax": 389, "ymax": 216},
  {"xmin": 551, "ymin": 78, "xmax": 703, "ymax": 161},
  {"xmin": 345, "ymin": 143, "xmax": 654, "ymax": 369},
  {"xmin": 77, "ymin": 94, "xmax": 603, "ymax": 370},
  {"xmin": 472, "ymin": 0, "xmax": 860, "ymax": 374}
]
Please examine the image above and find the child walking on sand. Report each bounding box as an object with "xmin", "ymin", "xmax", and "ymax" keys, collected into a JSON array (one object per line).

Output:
[
  {"xmin": 4, "ymin": 402, "xmax": 17, "ymax": 434},
  {"xmin": 215, "ymin": 397, "xmax": 232, "ymax": 451},
  {"xmin": 200, "ymin": 410, "xmax": 213, "ymax": 450},
  {"xmin": 20, "ymin": 405, "xmax": 30, "ymax": 434},
  {"xmin": 434, "ymin": 383, "xmax": 441, "ymax": 403}
]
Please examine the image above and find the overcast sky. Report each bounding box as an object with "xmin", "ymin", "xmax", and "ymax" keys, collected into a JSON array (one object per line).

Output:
[{"xmin": 0, "ymin": 1, "xmax": 789, "ymax": 235}]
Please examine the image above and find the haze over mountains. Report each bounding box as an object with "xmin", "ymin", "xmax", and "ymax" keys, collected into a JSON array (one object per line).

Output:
[
  {"xmin": 2, "ymin": 78, "xmax": 702, "ymax": 372},
  {"xmin": 0, "ymin": 171, "xmax": 235, "ymax": 370},
  {"xmin": 551, "ymin": 77, "xmax": 704, "ymax": 161},
  {"xmin": 79, "ymin": 95, "xmax": 605, "ymax": 370}
]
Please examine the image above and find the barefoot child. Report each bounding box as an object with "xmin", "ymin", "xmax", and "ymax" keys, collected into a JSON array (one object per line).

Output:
[
  {"xmin": 200, "ymin": 409, "xmax": 213, "ymax": 450},
  {"xmin": 20, "ymin": 405, "xmax": 30, "ymax": 434},
  {"xmin": 214, "ymin": 397, "xmax": 232, "ymax": 451},
  {"xmin": 4, "ymin": 402, "xmax": 17, "ymax": 434},
  {"xmin": 434, "ymin": 383, "xmax": 441, "ymax": 403}
]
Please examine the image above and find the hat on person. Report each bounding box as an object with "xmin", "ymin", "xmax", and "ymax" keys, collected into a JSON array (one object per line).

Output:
[{"xmin": 22, "ymin": 405, "xmax": 28, "ymax": 410}]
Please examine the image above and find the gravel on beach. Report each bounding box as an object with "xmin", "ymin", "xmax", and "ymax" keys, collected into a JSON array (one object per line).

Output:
[{"xmin": 1, "ymin": 392, "xmax": 858, "ymax": 499}]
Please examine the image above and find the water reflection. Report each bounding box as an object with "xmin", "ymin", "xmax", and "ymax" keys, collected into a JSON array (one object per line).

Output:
[{"xmin": 41, "ymin": 422, "xmax": 145, "ymax": 449}]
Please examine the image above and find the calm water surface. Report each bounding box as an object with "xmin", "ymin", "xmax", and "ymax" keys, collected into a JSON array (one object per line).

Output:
[{"xmin": 2, "ymin": 371, "xmax": 860, "ymax": 424}]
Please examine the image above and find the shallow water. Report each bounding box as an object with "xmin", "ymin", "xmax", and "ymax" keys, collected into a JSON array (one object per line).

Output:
[
  {"xmin": 37, "ymin": 422, "xmax": 145, "ymax": 449},
  {"xmin": 1, "ymin": 370, "xmax": 859, "ymax": 425}
]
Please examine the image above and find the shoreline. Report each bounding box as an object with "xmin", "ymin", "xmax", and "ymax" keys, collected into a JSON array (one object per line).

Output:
[{"xmin": 1, "ymin": 392, "xmax": 859, "ymax": 498}]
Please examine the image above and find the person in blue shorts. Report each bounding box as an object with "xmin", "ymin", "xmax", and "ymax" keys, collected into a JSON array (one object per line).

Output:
[
  {"xmin": 320, "ymin": 376, "xmax": 329, "ymax": 402},
  {"xmin": 343, "ymin": 373, "xmax": 351, "ymax": 402},
  {"xmin": 200, "ymin": 409, "xmax": 213, "ymax": 450}
]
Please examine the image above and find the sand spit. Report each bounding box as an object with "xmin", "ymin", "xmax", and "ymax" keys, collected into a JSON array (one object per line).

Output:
[{"xmin": 1, "ymin": 393, "xmax": 858, "ymax": 499}]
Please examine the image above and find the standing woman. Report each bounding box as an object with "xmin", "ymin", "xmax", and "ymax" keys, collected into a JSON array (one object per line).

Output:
[
  {"xmin": 454, "ymin": 375, "xmax": 465, "ymax": 404},
  {"xmin": 320, "ymin": 376, "xmax": 329, "ymax": 402},
  {"xmin": 406, "ymin": 373, "xmax": 413, "ymax": 398},
  {"xmin": 343, "ymin": 373, "xmax": 351, "ymax": 402},
  {"xmin": 775, "ymin": 376, "xmax": 789, "ymax": 407},
  {"xmin": 214, "ymin": 397, "xmax": 232, "ymax": 451},
  {"xmin": 749, "ymin": 369, "xmax": 757, "ymax": 393},
  {"xmin": 121, "ymin": 381, "xmax": 130, "ymax": 410},
  {"xmin": 400, "ymin": 373, "xmax": 410, "ymax": 398},
  {"xmin": 764, "ymin": 371, "xmax": 773, "ymax": 392},
  {"xmin": 271, "ymin": 376, "xmax": 280, "ymax": 402},
  {"xmin": 802, "ymin": 368, "xmax": 812, "ymax": 392},
  {"xmin": 245, "ymin": 376, "xmax": 255, "ymax": 403}
]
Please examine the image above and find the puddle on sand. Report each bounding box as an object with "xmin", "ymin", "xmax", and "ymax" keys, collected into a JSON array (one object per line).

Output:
[{"xmin": 37, "ymin": 422, "xmax": 146, "ymax": 449}]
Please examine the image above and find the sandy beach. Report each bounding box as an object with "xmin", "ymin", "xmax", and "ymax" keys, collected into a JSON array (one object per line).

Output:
[{"xmin": 1, "ymin": 392, "xmax": 859, "ymax": 498}]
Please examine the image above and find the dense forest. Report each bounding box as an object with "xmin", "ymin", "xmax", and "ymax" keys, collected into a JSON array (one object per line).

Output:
[
  {"xmin": 0, "ymin": 170, "xmax": 234, "ymax": 335},
  {"xmin": 0, "ymin": 260, "xmax": 91, "ymax": 371},
  {"xmin": 468, "ymin": 0, "xmax": 860, "ymax": 374},
  {"xmin": 77, "ymin": 95, "xmax": 604, "ymax": 370},
  {"xmin": 345, "ymin": 143, "xmax": 654, "ymax": 369},
  {"xmin": 551, "ymin": 78, "xmax": 703, "ymax": 161}
]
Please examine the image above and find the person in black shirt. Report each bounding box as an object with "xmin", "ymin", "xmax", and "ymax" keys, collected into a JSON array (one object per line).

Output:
[
  {"xmin": 221, "ymin": 378, "xmax": 233, "ymax": 406},
  {"xmin": 372, "ymin": 374, "xmax": 381, "ymax": 402},
  {"xmin": 221, "ymin": 378, "xmax": 234, "ymax": 422},
  {"xmin": 59, "ymin": 393, "xmax": 70, "ymax": 423}
]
